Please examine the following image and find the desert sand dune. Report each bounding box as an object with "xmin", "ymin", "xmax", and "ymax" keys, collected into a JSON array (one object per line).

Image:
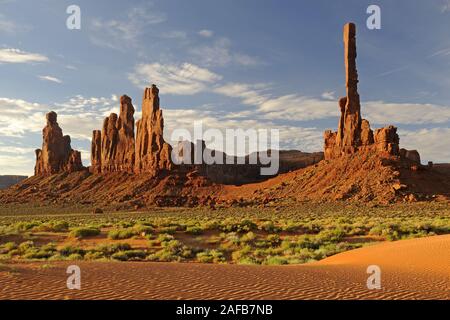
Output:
[{"xmin": 0, "ymin": 235, "xmax": 448, "ymax": 300}]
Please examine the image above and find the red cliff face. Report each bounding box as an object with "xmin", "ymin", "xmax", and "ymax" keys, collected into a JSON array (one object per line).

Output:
[
  {"xmin": 34, "ymin": 111, "xmax": 84, "ymax": 176},
  {"xmin": 134, "ymin": 85, "xmax": 173, "ymax": 175},
  {"xmin": 324, "ymin": 23, "xmax": 416, "ymax": 162}
]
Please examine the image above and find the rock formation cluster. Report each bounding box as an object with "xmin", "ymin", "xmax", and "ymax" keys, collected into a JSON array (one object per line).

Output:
[
  {"xmin": 324, "ymin": 23, "xmax": 419, "ymax": 163},
  {"xmin": 34, "ymin": 111, "xmax": 83, "ymax": 176},
  {"xmin": 90, "ymin": 85, "xmax": 172, "ymax": 176}
]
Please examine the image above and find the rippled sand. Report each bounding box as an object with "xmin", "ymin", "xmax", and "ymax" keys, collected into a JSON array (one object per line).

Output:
[{"xmin": 1, "ymin": 235, "xmax": 449, "ymax": 300}]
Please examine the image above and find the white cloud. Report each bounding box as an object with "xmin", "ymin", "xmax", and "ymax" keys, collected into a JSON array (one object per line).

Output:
[
  {"xmin": 189, "ymin": 37, "xmax": 261, "ymax": 67},
  {"xmin": 89, "ymin": 5, "xmax": 166, "ymax": 50},
  {"xmin": 129, "ymin": 62, "xmax": 222, "ymax": 95},
  {"xmin": 0, "ymin": 95, "xmax": 118, "ymax": 140},
  {"xmin": 214, "ymin": 82, "xmax": 271, "ymax": 106},
  {"xmin": 400, "ymin": 128, "xmax": 450, "ymax": 163},
  {"xmin": 0, "ymin": 48, "xmax": 48, "ymax": 64},
  {"xmin": 198, "ymin": 29, "xmax": 214, "ymax": 38},
  {"xmin": 364, "ymin": 101, "xmax": 450, "ymax": 125},
  {"xmin": 38, "ymin": 75, "xmax": 62, "ymax": 84},
  {"xmin": 163, "ymin": 108, "xmax": 323, "ymax": 155},
  {"xmin": 441, "ymin": 0, "xmax": 450, "ymax": 13},
  {"xmin": 0, "ymin": 154, "xmax": 34, "ymax": 176},
  {"xmin": 321, "ymin": 91, "xmax": 336, "ymax": 101},
  {"xmin": 0, "ymin": 146, "xmax": 35, "ymax": 155}
]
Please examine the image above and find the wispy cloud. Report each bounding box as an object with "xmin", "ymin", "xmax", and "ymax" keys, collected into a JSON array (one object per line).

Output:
[
  {"xmin": 0, "ymin": 14, "xmax": 31, "ymax": 34},
  {"xmin": 400, "ymin": 128, "xmax": 450, "ymax": 162},
  {"xmin": 0, "ymin": 48, "xmax": 48, "ymax": 64},
  {"xmin": 129, "ymin": 62, "xmax": 222, "ymax": 95},
  {"xmin": 198, "ymin": 29, "xmax": 214, "ymax": 38},
  {"xmin": 189, "ymin": 37, "xmax": 261, "ymax": 67},
  {"xmin": 89, "ymin": 5, "xmax": 166, "ymax": 50},
  {"xmin": 38, "ymin": 75, "xmax": 62, "ymax": 84},
  {"xmin": 441, "ymin": 0, "xmax": 450, "ymax": 13}
]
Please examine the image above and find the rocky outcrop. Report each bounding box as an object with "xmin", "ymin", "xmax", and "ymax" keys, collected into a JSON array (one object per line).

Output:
[
  {"xmin": 374, "ymin": 126, "xmax": 399, "ymax": 155},
  {"xmin": 324, "ymin": 23, "xmax": 415, "ymax": 161},
  {"xmin": 135, "ymin": 85, "xmax": 173, "ymax": 175},
  {"xmin": 90, "ymin": 130, "xmax": 102, "ymax": 174},
  {"xmin": 90, "ymin": 95, "xmax": 136, "ymax": 173},
  {"xmin": 35, "ymin": 111, "xmax": 84, "ymax": 176},
  {"xmin": 400, "ymin": 149, "xmax": 421, "ymax": 164}
]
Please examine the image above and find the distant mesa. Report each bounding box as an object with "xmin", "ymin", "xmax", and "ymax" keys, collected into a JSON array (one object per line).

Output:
[{"xmin": 0, "ymin": 175, "xmax": 27, "ymax": 190}]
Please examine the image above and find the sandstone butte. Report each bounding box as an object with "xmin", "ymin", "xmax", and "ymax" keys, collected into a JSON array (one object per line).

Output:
[{"xmin": 2, "ymin": 22, "xmax": 448, "ymax": 208}]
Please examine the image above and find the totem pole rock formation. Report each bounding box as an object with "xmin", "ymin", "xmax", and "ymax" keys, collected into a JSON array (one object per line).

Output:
[
  {"xmin": 34, "ymin": 111, "xmax": 83, "ymax": 176},
  {"xmin": 134, "ymin": 85, "xmax": 173, "ymax": 175},
  {"xmin": 324, "ymin": 23, "xmax": 414, "ymax": 162}
]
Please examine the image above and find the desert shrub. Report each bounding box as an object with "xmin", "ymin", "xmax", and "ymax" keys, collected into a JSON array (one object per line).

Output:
[
  {"xmin": 59, "ymin": 245, "xmax": 85, "ymax": 257},
  {"xmin": 158, "ymin": 226, "xmax": 178, "ymax": 234},
  {"xmin": 132, "ymin": 224, "xmax": 154, "ymax": 235},
  {"xmin": 196, "ymin": 250, "xmax": 226, "ymax": 263},
  {"xmin": 231, "ymin": 245, "xmax": 252, "ymax": 262},
  {"xmin": 263, "ymin": 256, "xmax": 289, "ymax": 265},
  {"xmin": 260, "ymin": 221, "xmax": 280, "ymax": 233},
  {"xmin": 147, "ymin": 240, "xmax": 192, "ymax": 262},
  {"xmin": 18, "ymin": 241, "xmax": 35, "ymax": 253},
  {"xmin": 157, "ymin": 233, "xmax": 175, "ymax": 243},
  {"xmin": 95, "ymin": 243, "xmax": 131, "ymax": 256},
  {"xmin": 266, "ymin": 234, "xmax": 281, "ymax": 246},
  {"xmin": 108, "ymin": 228, "xmax": 135, "ymax": 240},
  {"xmin": 14, "ymin": 221, "xmax": 40, "ymax": 232},
  {"xmin": 84, "ymin": 251, "xmax": 105, "ymax": 260},
  {"xmin": 0, "ymin": 242, "xmax": 17, "ymax": 254},
  {"xmin": 112, "ymin": 250, "xmax": 146, "ymax": 261},
  {"xmin": 236, "ymin": 256, "xmax": 258, "ymax": 265},
  {"xmin": 70, "ymin": 227, "xmax": 100, "ymax": 239},
  {"xmin": 186, "ymin": 226, "xmax": 203, "ymax": 235},
  {"xmin": 220, "ymin": 219, "xmax": 257, "ymax": 233},
  {"xmin": 241, "ymin": 231, "xmax": 256, "ymax": 243},
  {"xmin": 67, "ymin": 253, "xmax": 83, "ymax": 260},
  {"xmin": 317, "ymin": 228, "xmax": 346, "ymax": 243},
  {"xmin": 34, "ymin": 221, "xmax": 69, "ymax": 232}
]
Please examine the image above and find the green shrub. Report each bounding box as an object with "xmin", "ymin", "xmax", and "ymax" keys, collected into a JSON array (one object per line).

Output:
[
  {"xmin": 264, "ymin": 256, "xmax": 289, "ymax": 265},
  {"xmin": 108, "ymin": 228, "xmax": 134, "ymax": 240},
  {"xmin": 112, "ymin": 250, "xmax": 146, "ymax": 261},
  {"xmin": 70, "ymin": 227, "xmax": 100, "ymax": 239},
  {"xmin": 67, "ymin": 253, "xmax": 83, "ymax": 260},
  {"xmin": 186, "ymin": 226, "xmax": 203, "ymax": 235},
  {"xmin": 60, "ymin": 245, "xmax": 85, "ymax": 257},
  {"xmin": 196, "ymin": 250, "xmax": 226, "ymax": 263},
  {"xmin": 34, "ymin": 221, "xmax": 69, "ymax": 232}
]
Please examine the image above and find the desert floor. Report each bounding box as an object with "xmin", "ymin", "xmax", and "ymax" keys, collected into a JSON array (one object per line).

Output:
[{"xmin": 0, "ymin": 234, "xmax": 448, "ymax": 300}]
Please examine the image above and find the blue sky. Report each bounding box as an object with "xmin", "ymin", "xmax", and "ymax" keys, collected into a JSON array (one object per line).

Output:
[{"xmin": 1, "ymin": 0, "xmax": 450, "ymax": 175}]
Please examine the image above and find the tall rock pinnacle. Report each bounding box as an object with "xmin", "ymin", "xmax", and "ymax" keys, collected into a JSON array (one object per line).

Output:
[
  {"xmin": 338, "ymin": 22, "xmax": 362, "ymax": 152},
  {"xmin": 324, "ymin": 22, "xmax": 404, "ymax": 160},
  {"xmin": 34, "ymin": 111, "xmax": 83, "ymax": 175},
  {"xmin": 135, "ymin": 84, "xmax": 173, "ymax": 175}
]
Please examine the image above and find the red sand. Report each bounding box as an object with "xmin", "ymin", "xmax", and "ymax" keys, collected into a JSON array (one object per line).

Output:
[{"xmin": 0, "ymin": 235, "xmax": 449, "ymax": 300}]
